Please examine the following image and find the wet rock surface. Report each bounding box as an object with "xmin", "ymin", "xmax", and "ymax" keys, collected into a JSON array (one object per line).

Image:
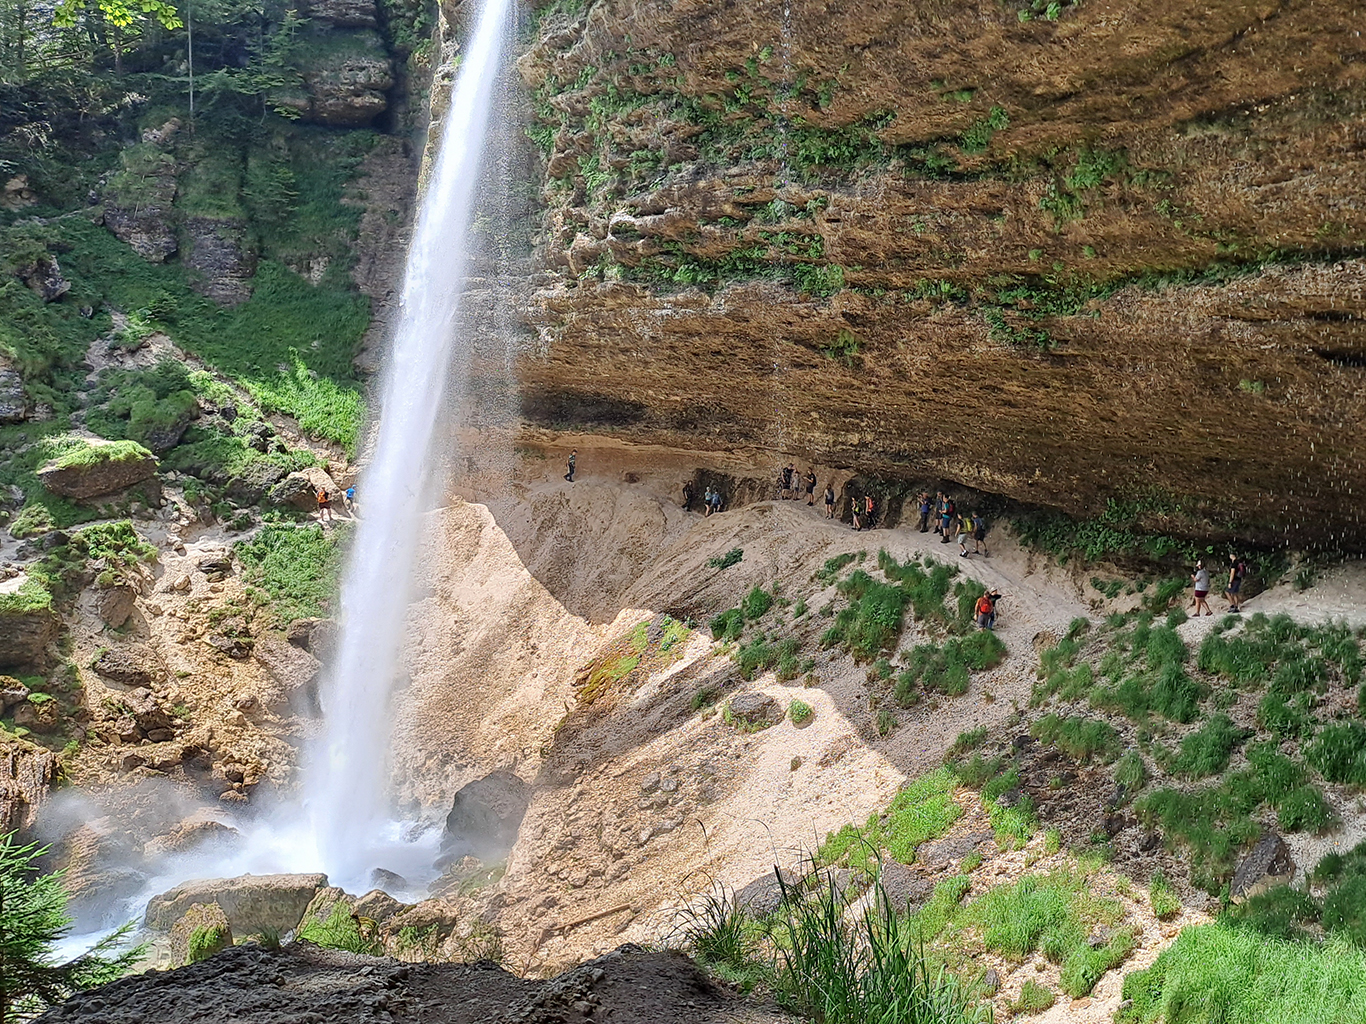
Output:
[
  {"xmin": 145, "ymin": 873, "xmax": 330, "ymax": 936},
  {"xmin": 35, "ymin": 944, "xmax": 787, "ymax": 1024}
]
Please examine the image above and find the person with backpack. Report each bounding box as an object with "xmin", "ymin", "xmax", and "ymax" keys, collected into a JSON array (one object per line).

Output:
[
  {"xmin": 972, "ymin": 512, "xmax": 988, "ymax": 556},
  {"xmin": 957, "ymin": 512, "xmax": 972, "ymax": 556},
  {"xmin": 851, "ymin": 495, "xmax": 863, "ymax": 531},
  {"xmin": 564, "ymin": 449, "xmax": 577, "ymax": 482},
  {"xmin": 932, "ymin": 492, "xmax": 945, "ymax": 536},
  {"xmin": 976, "ymin": 589, "xmax": 1003, "ymax": 630},
  {"xmin": 940, "ymin": 497, "xmax": 955, "ymax": 544},
  {"xmin": 710, "ymin": 488, "xmax": 724, "ymax": 515},
  {"xmin": 317, "ymin": 488, "xmax": 333, "ymax": 524},
  {"xmin": 780, "ymin": 464, "xmax": 794, "ymax": 499},
  {"xmin": 1226, "ymin": 553, "xmax": 1247, "ymax": 613},
  {"xmin": 804, "ymin": 470, "xmax": 818, "ymax": 506},
  {"xmin": 917, "ymin": 492, "xmax": 932, "ymax": 533},
  {"xmin": 823, "ymin": 483, "xmax": 836, "ymax": 519},
  {"xmin": 864, "ymin": 494, "xmax": 876, "ymax": 529},
  {"xmin": 344, "ymin": 485, "xmax": 356, "ymax": 517},
  {"xmin": 703, "ymin": 486, "xmax": 714, "ymax": 517}
]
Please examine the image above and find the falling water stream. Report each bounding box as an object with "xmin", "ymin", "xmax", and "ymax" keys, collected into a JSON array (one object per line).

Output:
[
  {"xmin": 305, "ymin": 0, "xmax": 513, "ymax": 888},
  {"xmin": 59, "ymin": 0, "xmax": 517, "ymax": 952}
]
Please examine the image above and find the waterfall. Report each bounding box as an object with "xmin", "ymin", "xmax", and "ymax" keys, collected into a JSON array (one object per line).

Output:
[{"xmin": 303, "ymin": 0, "xmax": 513, "ymax": 886}]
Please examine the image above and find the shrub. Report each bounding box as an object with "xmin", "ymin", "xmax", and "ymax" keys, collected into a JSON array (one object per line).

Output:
[
  {"xmin": 740, "ymin": 586, "xmax": 774, "ymax": 620},
  {"xmin": 235, "ymin": 523, "xmax": 344, "ymax": 627},
  {"xmin": 1169, "ymin": 714, "xmax": 1247, "ymax": 779},
  {"xmin": 814, "ymin": 552, "xmax": 856, "ymax": 584},
  {"xmin": 1306, "ymin": 722, "xmax": 1366, "ymax": 785},
  {"xmin": 1148, "ymin": 873, "xmax": 1180, "ymax": 920},
  {"xmin": 1030, "ymin": 715, "xmax": 1120, "ymax": 763},
  {"xmin": 789, "ymin": 699, "xmax": 814, "ymax": 726},
  {"xmin": 1120, "ymin": 924, "xmax": 1366, "ymax": 1023},
  {"xmin": 948, "ymin": 727, "xmax": 989, "ymax": 758},
  {"xmin": 706, "ymin": 547, "xmax": 744, "ymax": 569},
  {"xmin": 186, "ymin": 922, "xmax": 230, "ymax": 964},
  {"xmin": 298, "ymin": 903, "xmax": 382, "ymax": 955},
  {"xmin": 895, "ymin": 633, "xmax": 1006, "ymax": 701},
  {"xmin": 1010, "ymin": 979, "xmax": 1055, "ymax": 1014},
  {"xmin": 1060, "ymin": 927, "xmax": 1134, "ymax": 998},
  {"xmin": 1114, "ymin": 751, "xmax": 1148, "ymax": 792},
  {"xmin": 709, "ymin": 608, "xmax": 744, "ymax": 642}
]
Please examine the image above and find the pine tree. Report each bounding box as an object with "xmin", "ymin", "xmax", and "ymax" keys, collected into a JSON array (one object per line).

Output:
[{"xmin": 0, "ymin": 833, "xmax": 144, "ymax": 1023}]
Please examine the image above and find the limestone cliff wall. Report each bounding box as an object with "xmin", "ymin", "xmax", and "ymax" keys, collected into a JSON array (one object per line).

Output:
[{"xmin": 427, "ymin": 0, "xmax": 1366, "ymax": 547}]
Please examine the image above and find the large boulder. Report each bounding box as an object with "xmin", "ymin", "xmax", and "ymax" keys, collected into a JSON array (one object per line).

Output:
[
  {"xmin": 145, "ymin": 873, "xmax": 329, "ymax": 935},
  {"xmin": 269, "ymin": 467, "xmax": 340, "ymax": 511},
  {"xmin": 0, "ymin": 356, "xmax": 26, "ymax": 423},
  {"xmin": 725, "ymin": 692, "xmax": 779, "ymax": 729},
  {"xmin": 180, "ymin": 217, "xmax": 256, "ymax": 307},
  {"xmin": 439, "ymin": 770, "xmax": 531, "ymax": 864},
  {"xmin": 286, "ymin": 617, "xmax": 338, "ymax": 661},
  {"xmin": 168, "ymin": 902, "xmax": 233, "ymax": 966},
  {"xmin": 1231, "ymin": 833, "xmax": 1295, "ymax": 904},
  {"xmin": 36, "ymin": 440, "xmax": 157, "ymax": 500},
  {"xmin": 0, "ymin": 579, "xmax": 57, "ymax": 669},
  {"xmin": 253, "ymin": 635, "xmax": 322, "ymax": 696},
  {"xmin": 271, "ymin": 30, "xmax": 393, "ymax": 127},
  {"xmin": 97, "ymin": 584, "xmax": 138, "ymax": 628},
  {"xmin": 92, "ymin": 645, "xmax": 164, "ymax": 688},
  {"xmin": 18, "ymin": 253, "xmax": 70, "ymax": 302},
  {"xmin": 0, "ymin": 742, "xmax": 58, "ymax": 832},
  {"xmin": 101, "ymin": 150, "xmax": 178, "ymax": 263},
  {"xmin": 304, "ymin": 0, "xmax": 377, "ymax": 27}
]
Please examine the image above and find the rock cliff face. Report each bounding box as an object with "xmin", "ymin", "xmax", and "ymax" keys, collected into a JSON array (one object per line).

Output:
[{"xmin": 492, "ymin": 0, "xmax": 1366, "ymax": 546}]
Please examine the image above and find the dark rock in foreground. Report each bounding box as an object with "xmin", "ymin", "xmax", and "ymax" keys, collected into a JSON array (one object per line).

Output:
[{"xmin": 36, "ymin": 943, "xmax": 789, "ymax": 1024}]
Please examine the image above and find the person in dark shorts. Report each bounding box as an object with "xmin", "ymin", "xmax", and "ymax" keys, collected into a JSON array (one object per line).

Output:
[
  {"xmin": 1191, "ymin": 560, "xmax": 1212, "ymax": 616},
  {"xmin": 940, "ymin": 497, "xmax": 954, "ymax": 543},
  {"xmin": 851, "ymin": 495, "xmax": 863, "ymax": 531},
  {"xmin": 864, "ymin": 494, "xmax": 876, "ymax": 529},
  {"xmin": 824, "ymin": 483, "xmax": 836, "ymax": 519},
  {"xmin": 804, "ymin": 470, "xmax": 817, "ymax": 506},
  {"xmin": 564, "ymin": 449, "xmax": 577, "ymax": 482},
  {"xmin": 1225, "ymin": 554, "xmax": 1247, "ymax": 612},
  {"xmin": 710, "ymin": 488, "xmax": 723, "ymax": 515},
  {"xmin": 682, "ymin": 480, "xmax": 695, "ymax": 512},
  {"xmin": 918, "ymin": 492, "xmax": 932, "ymax": 533},
  {"xmin": 957, "ymin": 512, "xmax": 971, "ymax": 556},
  {"xmin": 972, "ymin": 512, "xmax": 988, "ymax": 556},
  {"xmin": 780, "ymin": 464, "xmax": 794, "ymax": 499}
]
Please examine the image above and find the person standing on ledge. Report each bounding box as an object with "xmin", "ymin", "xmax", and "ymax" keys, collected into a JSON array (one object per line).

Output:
[
  {"xmin": 1191, "ymin": 560, "xmax": 1213, "ymax": 616},
  {"xmin": 804, "ymin": 469, "xmax": 817, "ymax": 506},
  {"xmin": 1225, "ymin": 553, "xmax": 1247, "ymax": 613},
  {"xmin": 823, "ymin": 482, "xmax": 836, "ymax": 519},
  {"xmin": 918, "ymin": 492, "xmax": 932, "ymax": 533},
  {"xmin": 682, "ymin": 479, "xmax": 696, "ymax": 512},
  {"xmin": 564, "ymin": 449, "xmax": 577, "ymax": 483}
]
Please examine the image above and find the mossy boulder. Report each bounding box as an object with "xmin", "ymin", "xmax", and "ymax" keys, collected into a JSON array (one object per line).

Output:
[
  {"xmin": 0, "ymin": 578, "xmax": 57, "ymax": 670},
  {"xmin": 169, "ymin": 902, "xmax": 233, "ymax": 967},
  {"xmin": 36, "ymin": 439, "xmax": 157, "ymax": 500}
]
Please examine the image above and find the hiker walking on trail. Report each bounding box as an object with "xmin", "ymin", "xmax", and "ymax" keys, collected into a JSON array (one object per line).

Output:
[
  {"xmin": 682, "ymin": 480, "xmax": 696, "ymax": 512},
  {"xmin": 804, "ymin": 470, "xmax": 817, "ymax": 506},
  {"xmin": 976, "ymin": 589, "xmax": 1003, "ymax": 630},
  {"xmin": 710, "ymin": 488, "xmax": 724, "ymax": 515},
  {"xmin": 972, "ymin": 511, "xmax": 988, "ymax": 556},
  {"xmin": 564, "ymin": 449, "xmax": 577, "ymax": 483},
  {"xmin": 917, "ymin": 492, "xmax": 932, "ymax": 533},
  {"xmin": 1191, "ymin": 560, "xmax": 1213, "ymax": 616},
  {"xmin": 317, "ymin": 488, "xmax": 333, "ymax": 525},
  {"xmin": 824, "ymin": 483, "xmax": 836, "ymax": 519},
  {"xmin": 957, "ymin": 512, "xmax": 971, "ymax": 557},
  {"xmin": 940, "ymin": 496, "xmax": 955, "ymax": 544},
  {"xmin": 864, "ymin": 494, "xmax": 876, "ymax": 530},
  {"xmin": 344, "ymin": 486, "xmax": 356, "ymax": 517},
  {"xmin": 851, "ymin": 495, "xmax": 863, "ymax": 531},
  {"xmin": 1226, "ymin": 553, "xmax": 1247, "ymax": 613},
  {"xmin": 781, "ymin": 463, "xmax": 795, "ymax": 500},
  {"xmin": 932, "ymin": 492, "xmax": 945, "ymax": 536}
]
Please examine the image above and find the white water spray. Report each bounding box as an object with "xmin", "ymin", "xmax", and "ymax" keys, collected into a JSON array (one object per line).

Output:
[{"xmin": 302, "ymin": 0, "xmax": 514, "ymax": 887}]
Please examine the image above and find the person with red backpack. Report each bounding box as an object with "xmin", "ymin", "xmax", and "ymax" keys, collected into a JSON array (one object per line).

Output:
[
  {"xmin": 1226, "ymin": 553, "xmax": 1248, "ymax": 613},
  {"xmin": 976, "ymin": 589, "xmax": 1002, "ymax": 630}
]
